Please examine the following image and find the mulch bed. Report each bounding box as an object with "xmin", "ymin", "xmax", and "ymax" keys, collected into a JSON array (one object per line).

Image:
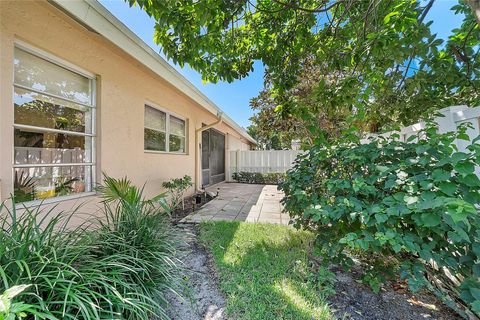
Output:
[
  {"xmin": 328, "ymin": 264, "xmax": 461, "ymax": 320},
  {"xmin": 170, "ymin": 192, "xmax": 216, "ymax": 223}
]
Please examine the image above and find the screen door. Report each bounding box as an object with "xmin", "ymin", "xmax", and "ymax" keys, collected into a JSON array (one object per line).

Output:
[{"xmin": 201, "ymin": 128, "xmax": 225, "ymax": 186}]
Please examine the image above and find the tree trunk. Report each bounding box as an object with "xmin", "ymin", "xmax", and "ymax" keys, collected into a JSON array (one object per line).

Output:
[{"xmin": 467, "ymin": 0, "xmax": 480, "ymax": 26}]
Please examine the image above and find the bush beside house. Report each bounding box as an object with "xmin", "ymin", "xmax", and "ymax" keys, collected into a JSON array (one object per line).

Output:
[{"xmin": 281, "ymin": 124, "xmax": 480, "ymax": 318}]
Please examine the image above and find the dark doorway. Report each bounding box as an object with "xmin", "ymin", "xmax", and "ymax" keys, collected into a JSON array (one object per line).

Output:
[{"xmin": 201, "ymin": 128, "xmax": 225, "ymax": 187}]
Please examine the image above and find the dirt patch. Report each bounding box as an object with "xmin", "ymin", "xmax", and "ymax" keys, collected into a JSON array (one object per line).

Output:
[
  {"xmin": 329, "ymin": 265, "xmax": 461, "ymax": 320},
  {"xmin": 164, "ymin": 224, "xmax": 226, "ymax": 320},
  {"xmin": 170, "ymin": 193, "xmax": 216, "ymax": 223}
]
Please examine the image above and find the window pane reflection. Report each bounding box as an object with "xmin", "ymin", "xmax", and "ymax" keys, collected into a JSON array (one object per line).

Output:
[
  {"xmin": 144, "ymin": 128, "xmax": 166, "ymax": 151},
  {"xmin": 14, "ymin": 88, "xmax": 90, "ymax": 134},
  {"xmin": 169, "ymin": 135, "xmax": 185, "ymax": 153},
  {"xmin": 14, "ymin": 48, "xmax": 91, "ymax": 105},
  {"xmin": 144, "ymin": 106, "xmax": 166, "ymax": 132},
  {"xmin": 170, "ymin": 116, "xmax": 185, "ymax": 136}
]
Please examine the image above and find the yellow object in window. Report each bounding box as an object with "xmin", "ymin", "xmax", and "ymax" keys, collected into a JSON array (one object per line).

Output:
[{"xmin": 35, "ymin": 186, "xmax": 55, "ymax": 199}]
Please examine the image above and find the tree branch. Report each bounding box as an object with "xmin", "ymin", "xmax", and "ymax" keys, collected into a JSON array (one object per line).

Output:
[
  {"xmin": 396, "ymin": 0, "xmax": 435, "ymax": 90},
  {"xmin": 271, "ymin": 0, "xmax": 345, "ymax": 13}
]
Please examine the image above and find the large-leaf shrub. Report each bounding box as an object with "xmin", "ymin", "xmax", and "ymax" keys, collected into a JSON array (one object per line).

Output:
[{"xmin": 280, "ymin": 124, "xmax": 480, "ymax": 317}]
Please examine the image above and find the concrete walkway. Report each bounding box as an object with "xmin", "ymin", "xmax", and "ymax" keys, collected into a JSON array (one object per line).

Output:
[{"xmin": 181, "ymin": 182, "xmax": 289, "ymax": 225}]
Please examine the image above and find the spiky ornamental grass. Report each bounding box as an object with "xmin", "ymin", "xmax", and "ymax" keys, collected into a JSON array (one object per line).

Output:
[{"xmin": 0, "ymin": 175, "xmax": 182, "ymax": 320}]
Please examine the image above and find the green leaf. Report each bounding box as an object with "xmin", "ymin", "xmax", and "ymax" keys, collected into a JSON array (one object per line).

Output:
[
  {"xmin": 420, "ymin": 212, "xmax": 441, "ymax": 227},
  {"xmin": 470, "ymin": 288, "xmax": 480, "ymax": 300},
  {"xmin": 447, "ymin": 206, "xmax": 468, "ymax": 223},
  {"xmin": 392, "ymin": 242, "xmax": 402, "ymax": 253},
  {"xmin": 431, "ymin": 169, "xmax": 450, "ymax": 182},
  {"xmin": 415, "ymin": 145, "xmax": 429, "ymax": 154},
  {"xmin": 420, "ymin": 191, "xmax": 436, "ymax": 202},
  {"xmin": 448, "ymin": 227, "xmax": 470, "ymax": 243},
  {"xmin": 404, "ymin": 195, "xmax": 418, "ymax": 205},
  {"xmin": 458, "ymin": 174, "xmax": 480, "ymax": 187},
  {"xmin": 407, "ymin": 135, "xmax": 417, "ymax": 142},
  {"xmin": 375, "ymin": 213, "xmax": 388, "ymax": 224},
  {"xmin": 384, "ymin": 177, "xmax": 397, "ymax": 189},
  {"xmin": 451, "ymin": 152, "xmax": 469, "ymax": 164},
  {"xmin": 356, "ymin": 239, "xmax": 369, "ymax": 250},
  {"xmin": 454, "ymin": 162, "xmax": 474, "ymax": 175},
  {"xmin": 339, "ymin": 232, "xmax": 358, "ymax": 244},
  {"xmin": 437, "ymin": 182, "xmax": 456, "ymax": 196},
  {"xmin": 473, "ymin": 243, "xmax": 480, "ymax": 256},
  {"xmin": 473, "ymin": 264, "xmax": 480, "ymax": 277},
  {"xmin": 472, "ymin": 301, "xmax": 480, "ymax": 314},
  {"xmin": 457, "ymin": 132, "xmax": 470, "ymax": 141},
  {"xmin": 383, "ymin": 11, "xmax": 398, "ymax": 24},
  {"xmin": 376, "ymin": 165, "xmax": 389, "ymax": 173},
  {"xmin": 417, "ymin": 199, "xmax": 435, "ymax": 210}
]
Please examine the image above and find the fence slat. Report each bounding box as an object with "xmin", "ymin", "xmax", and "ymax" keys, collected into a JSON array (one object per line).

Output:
[
  {"xmin": 362, "ymin": 105, "xmax": 480, "ymax": 160},
  {"xmin": 228, "ymin": 150, "xmax": 303, "ymax": 181}
]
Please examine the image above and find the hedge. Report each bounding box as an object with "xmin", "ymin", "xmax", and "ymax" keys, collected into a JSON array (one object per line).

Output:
[
  {"xmin": 232, "ymin": 171, "xmax": 286, "ymax": 184},
  {"xmin": 280, "ymin": 124, "xmax": 480, "ymax": 318}
]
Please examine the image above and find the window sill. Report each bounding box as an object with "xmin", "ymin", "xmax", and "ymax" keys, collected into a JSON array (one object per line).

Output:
[
  {"xmin": 14, "ymin": 192, "xmax": 97, "ymax": 210},
  {"xmin": 144, "ymin": 150, "xmax": 188, "ymax": 155}
]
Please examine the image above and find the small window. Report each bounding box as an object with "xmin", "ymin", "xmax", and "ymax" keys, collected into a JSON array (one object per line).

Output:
[
  {"xmin": 144, "ymin": 105, "xmax": 187, "ymax": 153},
  {"xmin": 144, "ymin": 106, "xmax": 166, "ymax": 151},
  {"xmin": 13, "ymin": 46, "xmax": 96, "ymax": 203},
  {"xmin": 169, "ymin": 116, "xmax": 186, "ymax": 153}
]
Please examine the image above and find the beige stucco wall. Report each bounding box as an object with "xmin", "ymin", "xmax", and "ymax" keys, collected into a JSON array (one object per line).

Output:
[
  {"xmin": 0, "ymin": 0, "xmax": 251, "ymax": 214},
  {"xmin": 227, "ymin": 133, "xmax": 251, "ymax": 152}
]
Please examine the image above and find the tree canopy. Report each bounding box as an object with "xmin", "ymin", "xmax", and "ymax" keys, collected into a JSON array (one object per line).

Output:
[{"xmin": 129, "ymin": 0, "xmax": 480, "ymax": 146}]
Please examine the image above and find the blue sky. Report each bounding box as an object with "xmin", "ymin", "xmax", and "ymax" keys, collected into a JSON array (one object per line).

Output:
[{"xmin": 99, "ymin": 0, "xmax": 464, "ymax": 128}]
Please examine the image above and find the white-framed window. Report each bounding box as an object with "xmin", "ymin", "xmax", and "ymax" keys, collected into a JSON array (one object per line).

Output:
[
  {"xmin": 144, "ymin": 104, "xmax": 187, "ymax": 154},
  {"xmin": 13, "ymin": 43, "xmax": 96, "ymax": 203}
]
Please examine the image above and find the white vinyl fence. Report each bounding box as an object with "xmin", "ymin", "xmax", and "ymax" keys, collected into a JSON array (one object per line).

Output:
[
  {"xmin": 227, "ymin": 106, "xmax": 480, "ymax": 181},
  {"xmin": 227, "ymin": 150, "xmax": 303, "ymax": 181},
  {"xmin": 362, "ymin": 105, "xmax": 480, "ymax": 154},
  {"xmin": 14, "ymin": 147, "xmax": 85, "ymax": 180}
]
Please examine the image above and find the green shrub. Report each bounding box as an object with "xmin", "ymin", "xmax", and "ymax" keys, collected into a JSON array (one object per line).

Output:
[
  {"xmin": 280, "ymin": 124, "xmax": 480, "ymax": 318},
  {"xmin": 94, "ymin": 174, "xmax": 182, "ymax": 319},
  {"xmin": 232, "ymin": 171, "xmax": 285, "ymax": 184},
  {"xmin": 162, "ymin": 175, "xmax": 192, "ymax": 211},
  {"xmin": 0, "ymin": 175, "xmax": 180, "ymax": 319},
  {"xmin": 0, "ymin": 204, "xmax": 97, "ymax": 319}
]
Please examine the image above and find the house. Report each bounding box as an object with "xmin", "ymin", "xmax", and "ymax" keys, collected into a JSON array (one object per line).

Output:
[{"xmin": 0, "ymin": 0, "xmax": 255, "ymax": 212}]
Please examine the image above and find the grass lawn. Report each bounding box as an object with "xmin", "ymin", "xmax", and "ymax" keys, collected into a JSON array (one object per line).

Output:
[{"xmin": 199, "ymin": 221, "xmax": 334, "ymax": 320}]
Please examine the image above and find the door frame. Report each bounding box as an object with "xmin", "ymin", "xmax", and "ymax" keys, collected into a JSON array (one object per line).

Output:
[{"xmin": 201, "ymin": 127, "xmax": 226, "ymax": 187}]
